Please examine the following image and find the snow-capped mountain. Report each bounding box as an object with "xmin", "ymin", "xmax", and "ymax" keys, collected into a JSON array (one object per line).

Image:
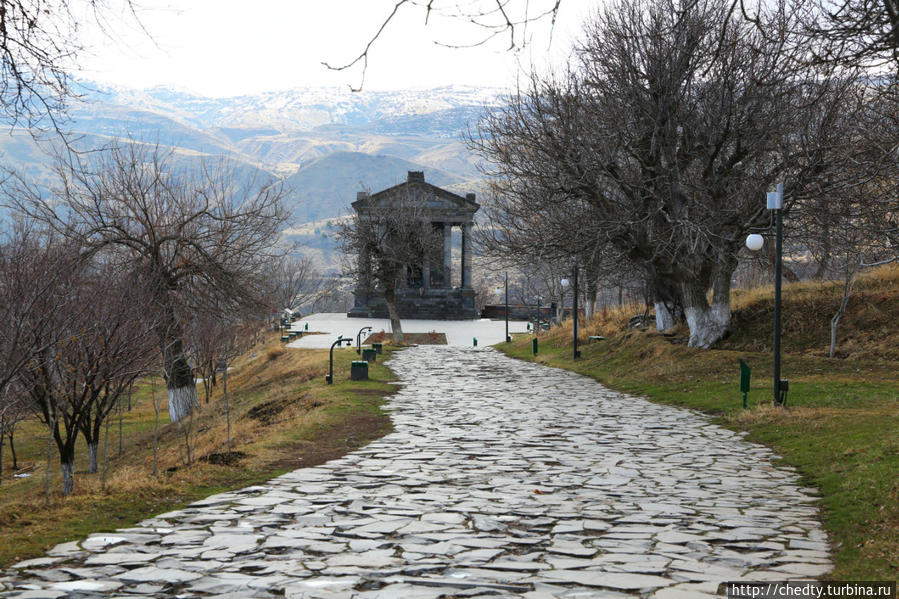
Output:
[{"xmin": 74, "ymin": 82, "xmax": 505, "ymax": 132}]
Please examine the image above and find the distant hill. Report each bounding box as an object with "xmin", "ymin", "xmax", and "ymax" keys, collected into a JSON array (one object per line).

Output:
[
  {"xmin": 0, "ymin": 83, "xmax": 499, "ymax": 232},
  {"xmin": 282, "ymin": 151, "xmax": 465, "ymax": 224}
]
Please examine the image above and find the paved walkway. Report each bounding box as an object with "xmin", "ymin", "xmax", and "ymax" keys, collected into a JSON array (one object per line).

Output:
[{"xmin": 2, "ymin": 347, "xmax": 831, "ymax": 598}]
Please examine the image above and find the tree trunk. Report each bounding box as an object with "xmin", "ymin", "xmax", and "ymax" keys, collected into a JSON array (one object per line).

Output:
[
  {"xmin": 161, "ymin": 310, "xmax": 199, "ymax": 423},
  {"xmin": 87, "ymin": 441, "xmax": 99, "ymax": 474},
  {"xmin": 61, "ymin": 460, "xmax": 74, "ymax": 496},
  {"xmin": 829, "ymin": 269, "xmax": 856, "ymax": 358},
  {"xmin": 152, "ymin": 378, "xmax": 159, "ymax": 477},
  {"xmin": 8, "ymin": 425, "xmax": 16, "ymax": 470},
  {"xmin": 384, "ymin": 287, "xmax": 404, "ymax": 343},
  {"xmin": 680, "ymin": 280, "xmax": 730, "ymax": 349},
  {"xmin": 654, "ymin": 301, "xmax": 677, "ymax": 331}
]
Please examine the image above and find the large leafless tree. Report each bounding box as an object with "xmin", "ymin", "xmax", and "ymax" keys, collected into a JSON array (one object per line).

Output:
[{"xmin": 3, "ymin": 143, "xmax": 288, "ymax": 422}]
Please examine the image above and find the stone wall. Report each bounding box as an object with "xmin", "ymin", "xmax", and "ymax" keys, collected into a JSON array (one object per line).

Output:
[{"xmin": 349, "ymin": 288, "xmax": 478, "ymax": 320}]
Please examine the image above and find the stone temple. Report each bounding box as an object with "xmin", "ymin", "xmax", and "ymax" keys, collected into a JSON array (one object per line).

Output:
[{"xmin": 348, "ymin": 171, "xmax": 480, "ymax": 320}]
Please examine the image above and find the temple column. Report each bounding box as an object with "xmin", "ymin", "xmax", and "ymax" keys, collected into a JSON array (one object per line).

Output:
[
  {"xmin": 462, "ymin": 223, "xmax": 472, "ymax": 288},
  {"xmin": 443, "ymin": 222, "xmax": 453, "ymax": 288}
]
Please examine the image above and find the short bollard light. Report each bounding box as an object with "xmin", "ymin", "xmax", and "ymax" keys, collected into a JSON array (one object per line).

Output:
[
  {"xmin": 473, "ymin": 337, "xmax": 478, "ymax": 347},
  {"xmin": 739, "ymin": 359, "xmax": 751, "ymax": 409},
  {"xmin": 305, "ymin": 322, "xmax": 309, "ymax": 331},
  {"xmin": 532, "ymin": 337, "xmax": 538, "ymax": 355},
  {"xmin": 362, "ymin": 348, "xmax": 377, "ymax": 363},
  {"xmin": 527, "ymin": 322, "xmax": 532, "ymax": 332},
  {"xmin": 351, "ymin": 361, "xmax": 369, "ymax": 381},
  {"xmin": 372, "ymin": 342, "xmax": 383, "ymax": 354}
]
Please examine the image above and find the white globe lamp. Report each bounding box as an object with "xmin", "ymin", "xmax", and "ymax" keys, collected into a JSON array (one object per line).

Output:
[{"xmin": 746, "ymin": 233, "xmax": 764, "ymax": 252}]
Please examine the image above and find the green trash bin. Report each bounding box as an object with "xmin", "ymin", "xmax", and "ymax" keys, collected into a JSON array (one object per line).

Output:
[
  {"xmin": 371, "ymin": 342, "xmax": 383, "ymax": 354},
  {"xmin": 362, "ymin": 348, "xmax": 377, "ymax": 363},
  {"xmin": 351, "ymin": 361, "xmax": 369, "ymax": 381}
]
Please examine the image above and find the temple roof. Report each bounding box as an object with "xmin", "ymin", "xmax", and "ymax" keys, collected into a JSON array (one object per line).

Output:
[{"xmin": 352, "ymin": 171, "xmax": 479, "ymax": 220}]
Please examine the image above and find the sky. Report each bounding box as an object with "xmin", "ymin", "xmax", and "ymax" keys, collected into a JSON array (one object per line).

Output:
[{"xmin": 75, "ymin": 0, "xmax": 600, "ymax": 97}]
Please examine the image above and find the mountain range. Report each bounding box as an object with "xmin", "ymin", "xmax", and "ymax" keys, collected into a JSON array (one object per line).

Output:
[{"xmin": 0, "ymin": 83, "xmax": 502, "ymax": 228}]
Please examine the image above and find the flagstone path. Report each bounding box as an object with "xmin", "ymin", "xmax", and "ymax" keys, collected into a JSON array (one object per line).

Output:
[{"xmin": 1, "ymin": 346, "xmax": 831, "ymax": 598}]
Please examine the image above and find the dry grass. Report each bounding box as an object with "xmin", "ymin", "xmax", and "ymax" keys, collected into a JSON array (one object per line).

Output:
[{"xmin": 0, "ymin": 331, "xmax": 396, "ymax": 567}]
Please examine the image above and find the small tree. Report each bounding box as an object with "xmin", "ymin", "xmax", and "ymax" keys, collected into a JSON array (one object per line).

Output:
[
  {"xmin": 266, "ymin": 255, "xmax": 324, "ymax": 315},
  {"xmin": 337, "ymin": 198, "xmax": 442, "ymax": 343}
]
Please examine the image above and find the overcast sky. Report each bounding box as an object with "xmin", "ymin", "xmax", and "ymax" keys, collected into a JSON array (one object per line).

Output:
[{"xmin": 75, "ymin": 0, "xmax": 599, "ymax": 97}]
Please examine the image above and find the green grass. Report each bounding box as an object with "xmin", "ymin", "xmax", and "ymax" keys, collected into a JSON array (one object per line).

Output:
[
  {"xmin": 0, "ymin": 336, "xmax": 397, "ymax": 568},
  {"xmin": 498, "ymin": 322, "xmax": 899, "ymax": 581}
]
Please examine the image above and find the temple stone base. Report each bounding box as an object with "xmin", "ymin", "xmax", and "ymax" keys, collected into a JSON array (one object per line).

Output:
[{"xmin": 348, "ymin": 288, "xmax": 478, "ymax": 320}]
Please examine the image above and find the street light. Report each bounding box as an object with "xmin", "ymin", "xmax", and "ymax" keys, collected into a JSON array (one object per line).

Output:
[
  {"xmin": 326, "ymin": 336, "xmax": 353, "ymax": 384},
  {"xmin": 561, "ymin": 264, "xmax": 581, "ymax": 361},
  {"xmin": 356, "ymin": 326, "xmax": 372, "ymax": 354},
  {"xmin": 496, "ymin": 273, "xmax": 510, "ymax": 342},
  {"xmin": 746, "ymin": 182, "xmax": 787, "ymax": 407},
  {"xmin": 534, "ymin": 295, "xmax": 543, "ymax": 336}
]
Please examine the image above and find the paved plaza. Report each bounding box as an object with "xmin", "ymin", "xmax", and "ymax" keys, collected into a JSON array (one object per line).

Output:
[
  {"xmin": 2, "ymin": 347, "xmax": 831, "ymax": 598},
  {"xmin": 286, "ymin": 313, "xmax": 530, "ymax": 348}
]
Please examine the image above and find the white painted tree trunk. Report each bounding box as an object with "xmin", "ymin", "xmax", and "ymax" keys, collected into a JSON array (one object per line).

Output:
[
  {"xmin": 61, "ymin": 461, "xmax": 74, "ymax": 496},
  {"xmin": 654, "ymin": 301, "xmax": 676, "ymax": 332},
  {"xmin": 87, "ymin": 442, "xmax": 99, "ymax": 474},
  {"xmin": 168, "ymin": 385, "xmax": 199, "ymax": 424},
  {"xmin": 384, "ymin": 288, "xmax": 404, "ymax": 343},
  {"xmin": 684, "ymin": 302, "xmax": 731, "ymax": 348}
]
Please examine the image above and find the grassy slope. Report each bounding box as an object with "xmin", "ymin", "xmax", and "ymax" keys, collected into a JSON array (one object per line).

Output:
[
  {"xmin": 0, "ymin": 333, "xmax": 397, "ymax": 568},
  {"xmin": 498, "ymin": 266, "xmax": 899, "ymax": 581}
]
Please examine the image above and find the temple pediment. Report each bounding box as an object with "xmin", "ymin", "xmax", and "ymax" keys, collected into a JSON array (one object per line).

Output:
[{"xmin": 352, "ymin": 171, "xmax": 479, "ymax": 221}]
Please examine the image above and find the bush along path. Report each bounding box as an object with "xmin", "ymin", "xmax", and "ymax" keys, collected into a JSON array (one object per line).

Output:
[{"xmin": 1, "ymin": 347, "xmax": 831, "ymax": 598}]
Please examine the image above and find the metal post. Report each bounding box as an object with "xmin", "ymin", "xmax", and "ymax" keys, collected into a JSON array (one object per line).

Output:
[
  {"xmin": 536, "ymin": 296, "xmax": 541, "ymax": 336},
  {"xmin": 773, "ymin": 184, "xmax": 783, "ymax": 406},
  {"xmin": 573, "ymin": 262, "xmax": 580, "ymax": 360},
  {"xmin": 356, "ymin": 326, "xmax": 372, "ymax": 355},
  {"xmin": 327, "ymin": 336, "xmax": 349, "ymax": 384},
  {"xmin": 504, "ymin": 272, "xmax": 510, "ymax": 343}
]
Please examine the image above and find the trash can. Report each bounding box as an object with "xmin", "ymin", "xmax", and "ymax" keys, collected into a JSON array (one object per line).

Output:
[
  {"xmin": 351, "ymin": 361, "xmax": 369, "ymax": 381},
  {"xmin": 362, "ymin": 348, "xmax": 377, "ymax": 363},
  {"xmin": 371, "ymin": 342, "xmax": 383, "ymax": 354}
]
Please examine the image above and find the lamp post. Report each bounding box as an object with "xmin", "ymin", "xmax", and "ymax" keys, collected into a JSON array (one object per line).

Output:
[
  {"xmin": 501, "ymin": 273, "xmax": 510, "ymax": 342},
  {"xmin": 535, "ymin": 295, "xmax": 543, "ymax": 336},
  {"xmin": 561, "ymin": 264, "xmax": 581, "ymax": 361},
  {"xmin": 326, "ymin": 336, "xmax": 352, "ymax": 384},
  {"xmin": 746, "ymin": 182, "xmax": 786, "ymax": 406},
  {"xmin": 356, "ymin": 326, "xmax": 372, "ymax": 354}
]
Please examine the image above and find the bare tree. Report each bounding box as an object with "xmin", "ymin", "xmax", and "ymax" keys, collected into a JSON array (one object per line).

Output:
[
  {"xmin": 266, "ymin": 255, "xmax": 324, "ymax": 315},
  {"xmin": 325, "ymin": 0, "xmax": 563, "ymax": 90},
  {"xmin": 473, "ymin": 0, "xmax": 863, "ymax": 347},
  {"xmin": 337, "ymin": 198, "xmax": 442, "ymax": 342},
  {"xmin": 0, "ymin": 0, "xmax": 144, "ymax": 136},
  {"xmin": 72, "ymin": 266, "xmax": 157, "ymax": 473},
  {"xmin": 4, "ymin": 142, "xmax": 288, "ymax": 422}
]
